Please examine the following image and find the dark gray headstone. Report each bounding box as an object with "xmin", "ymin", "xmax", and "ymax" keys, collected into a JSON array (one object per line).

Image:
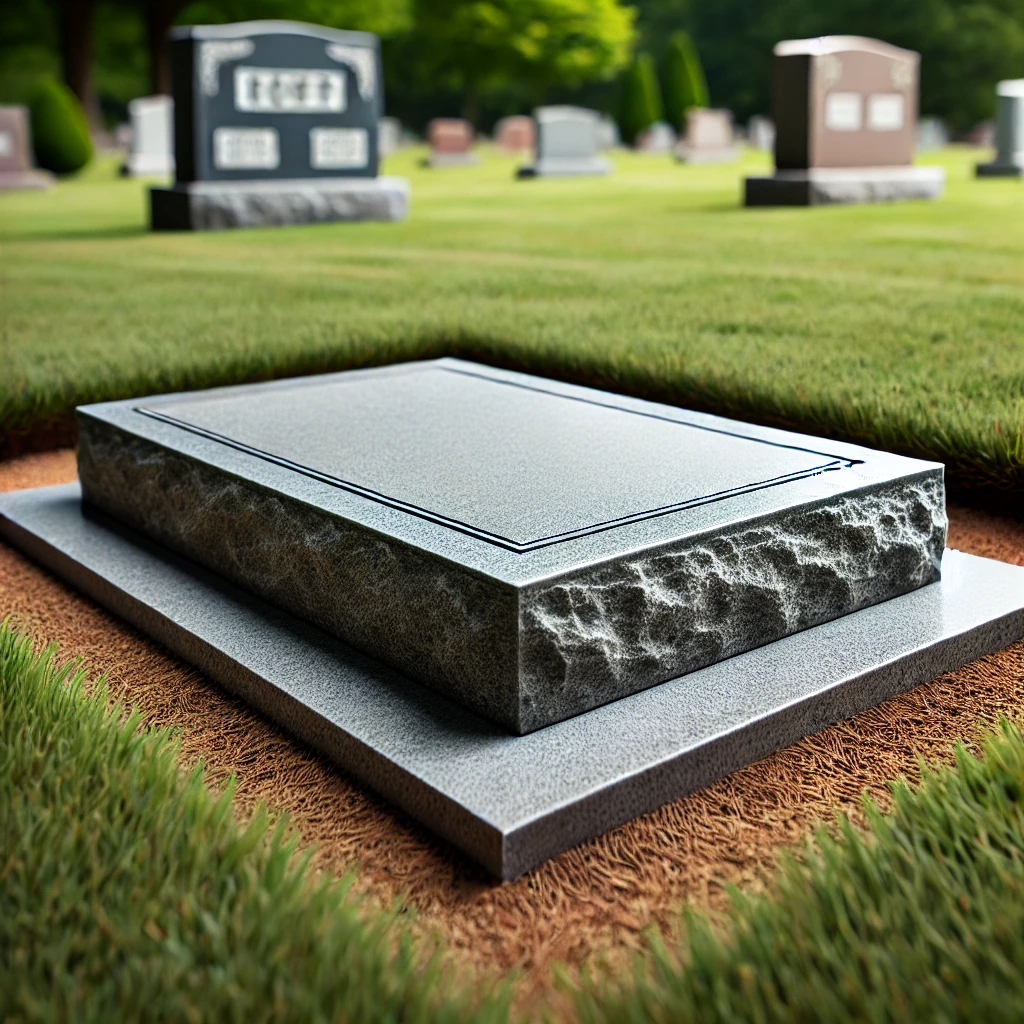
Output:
[
  {"xmin": 976, "ymin": 80, "xmax": 1024, "ymax": 177},
  {"xmin": 171, "ymin": 21, "xmax": 380, "ymax": 182},
  {"xmin": 76, "ymin": 359, "xmax": 946, "ymax": 735},
  {"xmin": 149, "ymin": 20, "xmax": 407, "ymax": 229}
]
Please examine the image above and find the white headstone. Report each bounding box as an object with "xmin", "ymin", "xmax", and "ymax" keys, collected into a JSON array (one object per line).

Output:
[
  {"xmin": 916, "ymin": 117, "xmax": 948, "ymax": 151},
  {"xmin": 748, "ymin": 115, "xmax": 775, "ymax": 151},
  {"xmin": 519, "ymin": 106, "xmax": 611, "ymax": 177},
  {"xmin": 597, "ymin": 114, "xmax": 620, "ymax": 150},
  {"xmin": 125, "ymin": 95, "xmax": 174, "ymax": 177}
]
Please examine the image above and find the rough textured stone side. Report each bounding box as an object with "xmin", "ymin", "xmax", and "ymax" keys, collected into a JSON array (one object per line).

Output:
[
  {"xmin": 77, "ymin": 418, "xmax": 520, "ymax": 730},
  {"xmin": 517, "ymin": 475, "xmax": 947, "ymax": 732}
]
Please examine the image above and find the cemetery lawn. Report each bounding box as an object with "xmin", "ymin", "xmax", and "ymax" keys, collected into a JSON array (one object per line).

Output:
[
  {"xmin": 7, "ymin": 617, "xmax": 1024, "ymax": 1021},
  {"xmin": 1, "ymin": 146, "xmax": 1024, "ymax": 498}
]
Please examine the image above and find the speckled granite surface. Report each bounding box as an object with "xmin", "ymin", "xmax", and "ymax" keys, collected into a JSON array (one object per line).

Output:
[{"xmin": 76, "ymin": 359, "xmax": 947, "ymax": 734}]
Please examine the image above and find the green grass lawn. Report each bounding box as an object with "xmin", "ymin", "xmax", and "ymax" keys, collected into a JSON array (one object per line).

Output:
[
  {"xmin": 7, "ymin": 620, "xmax": 1024, "ymax": 1022},
  {"xmin": 1, "ymin": 146, "xmax": 1023, "ymax": 496}
]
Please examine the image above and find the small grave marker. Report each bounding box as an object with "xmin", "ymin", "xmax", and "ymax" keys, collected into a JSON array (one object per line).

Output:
[
  {"xmin": 517, "ymin": 106, "xmax": 610, "ymax": 178},
  {"xmin": 976, "ymin": 81, "xmax": 1024, "ymax": 177},
  {"xmin": 122, "ymin": 95, "xmax": 174, "ymax": 177},
  {"xmin": 675, "ymin": 108, "xmax": 736, "ymax": 162},
  {"xmin": 0, "ymin": 106, "xmax": 53, "ymax": 190}
]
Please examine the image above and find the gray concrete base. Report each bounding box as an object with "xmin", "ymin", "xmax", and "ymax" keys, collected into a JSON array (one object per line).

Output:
[
  {"xmin": 517, "ymin": 157, "xmax": 611, "ymax": 178},
  {"xmin": 976, "ymin": 162, "xmax": 1024, "ymax": 178},
  {"xmin": 150, "ymin": 176, "xmax": 409, "ymax": 231},
  {"xmin": 745, "ymin": 166, "xmax": 945, "ymax": 206},
  {"xmin": 0, "ymin": 169, "xmax": 54, "ymax": 190},
  {"xmin": 3, "ymin": 482, "xmax": 1023, "ymax": 880}
]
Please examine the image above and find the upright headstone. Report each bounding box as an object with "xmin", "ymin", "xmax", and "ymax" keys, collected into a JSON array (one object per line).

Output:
[
  {"xmin": 0, "ymin": 106, "xmax": 54, "ymax": 190},
  {"xmin": 674, "ymin": 109, "xmax": 736, "ymax": 163},
  {"xmin": 149, "ymin": 20, "xmax": 408, "ymax": 230},
  {"xmin": 976, "ymin": 81, "xmax": 1024, "ymax": 177},
  {"xmin": 916, "ymin": 116, "xmax": 947, "ymax": 152},
  {"xmin": 426, "ymin": 118, "xmax": 478, "ymax": 167},
  {"xmin": 122, "ymin": 95, "xmax": 175, "ymax": 177},
  {"xmin": 745, "ymin": 36, "xmax": 944, "ymax": 206},
  {"xmin": 378, "ymin": 115, "xmax": 401, "ymax": 157},
  {"xmin": 517, "ymin": 106, "xmax": 611, "ymax": 178},
  {"xmin": 636, "ymin": 120, "xmax": 677, "ymax": 154},
  {"xmin": 494, "ymin": 115, "xmax": 534, "ymax": 155},
  {"xmin": 748, "ymin": 115, "xmax": 775, "ymax": 151}
]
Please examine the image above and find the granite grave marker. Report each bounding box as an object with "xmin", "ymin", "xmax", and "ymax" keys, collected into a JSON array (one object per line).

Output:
[
  {"xmin": 150, "ymin": 20, "xmax": 408, "ymax": 230},
  {"xmin": 4, "ymin": 358, "xmax": 1024, "ymax": 878},
  {"xmin": 0, "ymin": 106, "xmax": 53, "ymax": 190},
  {"xmin": 517, "ymin": 106, "xmax": 611, "ymax": 178},
  {"xmin": 748, "ymin": 115, "xmax": 775, "ymax": 151},
  {"xmin": 495, "ymin": 115, "xmax": 534, "ymax": 155},
  {"xmin": 426, "ymin": 118, "xmax": 478, "ymax": 167},
  {"xmin": 675, "ymin": 108, "xmax": 736, "ymax": 163},
  {"xmin": 745, "ymin": 36, "xmax": 944, "ymax": 205},
  {"xmin": 637, "ymin": 120, "xmax": 677, "ymax": 154},
  {"xmin": 122, "ymin": 95, "xmax": 174, "ymax": 177},
  {"xmin": 976, "ymin": 80, "xmax": 1024, "ymax": 177}
]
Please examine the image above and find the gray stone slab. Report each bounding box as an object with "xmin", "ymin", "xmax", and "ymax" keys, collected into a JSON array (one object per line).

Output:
[
  {"xmin": 2, "ymin": 483, "xmax": 1022, "ymax": 879},
  {"xmin": 76, "ymin": 360, "xmax": 946, "ymax": 734},
  {"xmin": 150, "ymin": 175, "xmax": 408, "ymax": 230},
  {"xmin": 745, "ymin": 166, "xmax": 945, "ymax": 206}
]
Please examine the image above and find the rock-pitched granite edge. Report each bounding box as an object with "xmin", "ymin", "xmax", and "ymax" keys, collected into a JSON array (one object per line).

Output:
[
  {"xmin": 516, "ymin": 472, "xmax": 946, "ymax": 732},
  {"xmin": 77, "ymin": 415, "xmax": 522, "ymax": 730}
]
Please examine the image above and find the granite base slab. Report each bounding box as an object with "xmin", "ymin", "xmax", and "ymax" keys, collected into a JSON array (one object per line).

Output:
[
  {"xmin": 744, "ymin": 166, "xmax": 945, "ymax": 206},
  {"xmin": 976, "ymin": 162, "xmax": 1024, "ymax": 178},
  {"xmin": 149, "ymin": 176, "xmax": 409, "ymax": 230},
  {"xmin": 75, "ymin": 360, "xmax": 946, "ymax": 735},
  {"xmin": 516, "ymin": 157, "xmax": 611, "ymax": 178},
  {"xmin": 2, "ymin": 483, "xmax": 1022, "ymax": 880}
]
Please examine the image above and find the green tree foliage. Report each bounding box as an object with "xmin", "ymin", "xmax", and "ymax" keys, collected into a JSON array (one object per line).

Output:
[
  {"xmin": 29, "ymin": 77, "xmax": 93, "ymax": 173},
  {"xmin": 399, "ymin": 0, "xmax": 636, "ymax": 122},
  {"xmin": 617, "ymin": 50, "xmax": 662, "ymax": 145},
  {"xmin": 662, "ymin": 30, "xmax": 707, "ymax": 129}
]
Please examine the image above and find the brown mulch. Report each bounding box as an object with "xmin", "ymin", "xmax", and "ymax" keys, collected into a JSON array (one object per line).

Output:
[{"xmin": 3, "ymin": 449, "xmax": 1024, "ymax": 1005}]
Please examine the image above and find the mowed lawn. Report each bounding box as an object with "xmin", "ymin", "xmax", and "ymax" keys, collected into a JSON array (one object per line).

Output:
[{"xmin": 1, "ymin": 145, "xmax": 1023, "ymax": 495}]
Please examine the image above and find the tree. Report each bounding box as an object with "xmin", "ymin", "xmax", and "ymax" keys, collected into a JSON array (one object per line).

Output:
[
  {"xmin": 617, "ymin": 50, "xmax": 662, "ymax": 145},
  {"xmin": 401, "ymin": 0, "xmax": 636, "ymax": 124},
  {"xmin": 662, "ymin": 30, "xmax": 706, "ymax": 129}
]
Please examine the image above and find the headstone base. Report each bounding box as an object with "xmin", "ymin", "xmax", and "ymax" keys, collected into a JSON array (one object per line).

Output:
[
  {"xmin": 975, "ymin": 161, "xmax": 1024, "ymax": 178},
  {"xmin": 0, "ymin": 169, "xmax": 54, "ymax": 190},
  {"xmin": 744, "ymin": 166, "xmax": 945, "ymax": 206},
  {"xmin": 122, "ymin": 154, "xmax": 174, "ymax": 178},
  {"xmin": 149, "ymin": 176, "xmax": 409, "ymax": 231},
  {"xmin": 517, "ymin": 156, "xmax": 611, "ymax": 178},
  {"xmin": 2, "ymin": 484, "xmax": 1022, "ymax": 880},
  {"xmin": 674, "ymin": 145, "xmax": 737, "ymax": 164},
  {"xmin": 425, "ymin": 153, "xmax": 480, "ymax": 168}
]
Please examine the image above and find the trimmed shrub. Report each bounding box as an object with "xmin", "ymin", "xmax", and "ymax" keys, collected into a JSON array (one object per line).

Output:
[
  {"xmin": 617, "ymin": 52, "xmax": 664, "ymax": 147},
  {"xmin": 663, "ymin": 31, "xmax": 709, "ymax": 131},
  {"xmin": 29, "ymin": 79, "xmax": 92, "ymax": 175}
]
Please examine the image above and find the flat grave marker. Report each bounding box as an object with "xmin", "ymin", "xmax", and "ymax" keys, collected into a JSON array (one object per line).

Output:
[{"xmin": 4, "ymin": 359, "xmax": 1023, "ymax": 878}]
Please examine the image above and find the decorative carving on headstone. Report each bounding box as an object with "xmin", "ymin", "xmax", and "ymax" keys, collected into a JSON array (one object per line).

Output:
[
  {"xmin": 325, "ymin": 43, "xmax": 376, "ymax": 100},
  {"xmin": 199, "ymin": 40, "xmax": 254, "ymax": 97}
]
